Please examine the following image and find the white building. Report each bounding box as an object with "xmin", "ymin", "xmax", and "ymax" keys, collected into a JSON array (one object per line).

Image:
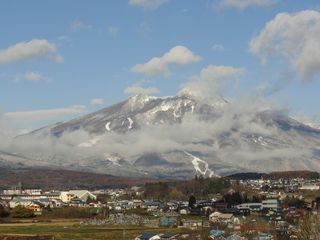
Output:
[
  {"xmin": 236, "ymin": 203, "xmax": 262, "ymax": 211},
  {"xmin": 59, "ymin": 191, "xmax": 75, "ymax": 203},
  {"xmin": 59, "ymin": 190, "xmax": 97, "ymax": 203},
  {"xmin": 69, "ymin": 190, "xmax": 97, "ymax": 202},
  {"xmin": 262, "ymin": 199, "xmax": 279, "ymax": 210},
  {"xmin": 299, "ymin": 184, "xmax": 320, "ymax": 191}
]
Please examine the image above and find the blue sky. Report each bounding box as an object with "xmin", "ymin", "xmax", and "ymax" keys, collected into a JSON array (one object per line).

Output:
[{"xmin": 1, "ymin": 0, "xmax": 320, "ymax": 130}]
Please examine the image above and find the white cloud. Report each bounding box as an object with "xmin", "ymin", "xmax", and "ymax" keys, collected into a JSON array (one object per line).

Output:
[
  {"xmin": 250, "ymin": 10, "xmax": 320, "ymax": 81},
  {"xmin": 70, "ymin": 20, "xmax": 92, "ymax": 32},
  {"xmin": 124, "ymin": 85, "xmax": 160, "ymax": 95},
  {"xmin": 129, "ymin": 0, "xmax": 169, "ymax": 9},
  {"xmin": 132, "ymin": 46, "xmax": 201, "ymax": 76},
  {"xmin": 218, "ymin": 0, "xmax": 274, "ymax": 10},
  {"xmin": 90, "ymin": 98, "xmax": 104, "ymax": 105},
  {"xmin": 4, "ymin": 105, "xmax": 87, "ymax": 124},
  {"xmin": 24, "ymin": 72, "xmax": 44, "ymax": 81},
  {"xmin": 180, "ymin": 65, "xmax": 245, "ymax": 103},
  {"xmin": 0, "ymin": 39, "xmax": 57, "ymax": 64}
]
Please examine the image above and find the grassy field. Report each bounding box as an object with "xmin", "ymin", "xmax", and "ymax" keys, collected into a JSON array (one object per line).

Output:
[{"xmin": 0, "ymin": 220, "xmax": 204, "ymax": 240}]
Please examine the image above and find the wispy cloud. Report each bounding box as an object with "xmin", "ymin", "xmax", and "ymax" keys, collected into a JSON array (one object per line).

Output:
[
  {"xmin": 0, "ymin": 72, "xmax": 50, "ymax": 83},
  {"xmin": 129, "ymin": 0, "xmax": 169, "ymax": 10},
  {"xmin": 132, "ymin": 46, "xmax": 201, "ymax": 76},
  {"xmin": 216, "ymin": 0, "xmax": 275, "ymax": 10},
  {"xmin": 0, "ymin": 39, "xmax": 60, "ymax": 64},
  {"xmin": 24, "ymin": 72, "xmax": 44, "ymax": 81},
  {"xmin": 70, "ymin": 20, "xmax": 92, "ymax": 32},
  {"xmin": 211, "ymin": 44, "xmax": 226, "ymax": 51},
  {"xmin": 90, "ymin": 98, "xmax": 104, "ymax": 105},
  {"xmin": 4, "ymin": 105, "xmax": 87, "ymax": 125}
]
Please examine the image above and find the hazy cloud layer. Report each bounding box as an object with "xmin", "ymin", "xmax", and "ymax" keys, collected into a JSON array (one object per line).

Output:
[
  {"xmin": 129, "ymin": 0, "xmax": 169, "ymax": 9},
  {"xmin": 250, "ymin": 10, "xmax": 320, "ymax": 81},
  {"xmin": 218, "ymin": 0, "xmax": 274, "ymax": 10},
  {"xmin": 0, "ymin": 39, "xmax": 58, "ymax": 64},
  {"xmin": 132, "ymin": 46, "xmax": 201, "ymax": 76}
]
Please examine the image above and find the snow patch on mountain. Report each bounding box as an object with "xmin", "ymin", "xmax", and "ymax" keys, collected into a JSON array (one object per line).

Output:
[
  {"xmin": 126, "ymin": 94, "xmax": 157, "ymax": 112},
  {"xmin": 127, "ymin": 117, "xmax": 133, "ymax": 129},
  {"xmin": 184, "ymin": 151, "xmax": 219, "ymax": 178},
  {"xmin": 104, "ymin": 153, "xmax": 122, "ymax": 166},
  {"xmin": 105, "ymin": 122, "xmax": 111, "ymax": 131}
]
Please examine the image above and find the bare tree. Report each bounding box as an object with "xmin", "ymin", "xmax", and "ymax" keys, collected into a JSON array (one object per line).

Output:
[{"xmin": 297, "ymin": 214, "xmax": 320, "ymax": 240}]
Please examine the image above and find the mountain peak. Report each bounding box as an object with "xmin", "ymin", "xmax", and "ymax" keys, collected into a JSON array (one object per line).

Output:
[
  {"xmin": 177, "ymin": 89, "xmax": 228, "ymax": 108},
  {"xmin": 125, "ymin": 94, "xmax": 158, "ymax": 112}
]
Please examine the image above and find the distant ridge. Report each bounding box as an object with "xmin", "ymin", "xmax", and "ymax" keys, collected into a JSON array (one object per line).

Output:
[
  {"xmin": 267, "ymin": 170, "xmax": 320, "ymax": 179},
  {"xmin": 226, "ymin": 172, "xmax": 266, "ymax": 180},
  {"xmin": 227, "ymin": 170, "xmax": 320, "ymax": 180},
  {"xmin": 0, "ymin": 167, "xmax": 155, "ymax": 190}
]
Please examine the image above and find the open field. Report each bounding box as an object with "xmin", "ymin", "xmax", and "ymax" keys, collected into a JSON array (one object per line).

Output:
[{"xmin": 0, "ymin": 220, "xmax": 201, "ymax": 240}]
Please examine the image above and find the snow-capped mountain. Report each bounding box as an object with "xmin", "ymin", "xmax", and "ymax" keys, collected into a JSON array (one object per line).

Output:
[
  {"xmin": 27, "ymin": 93, "xmax": 225, "ymax": 136},
  {"xmin": 6, "ymin": 93, "xmax": 320, "ymax": 179}
]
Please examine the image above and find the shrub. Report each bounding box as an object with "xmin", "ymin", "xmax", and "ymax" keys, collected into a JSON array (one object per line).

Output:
[
  {"xmin": 11, "ymin": 205, "xmax": 34, "ymax": 218},
  {"xmin": 41, "ymin": 207, "xmax": 96, "ymax": 219}
]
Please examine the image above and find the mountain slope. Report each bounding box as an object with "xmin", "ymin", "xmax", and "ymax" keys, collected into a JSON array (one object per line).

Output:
[{"xmin": 6, "ymin": 93, "xmax": 320, "ymax": 179}]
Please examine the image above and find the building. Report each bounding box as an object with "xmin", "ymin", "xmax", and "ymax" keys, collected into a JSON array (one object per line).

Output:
[
  {"xmin": 262, "ymin": 199, "xmax": 279, "ymax": 210},
  {"xmin": 299, "ymin": 184, "xmax": 320, "ymax": 191},
  {"xmin": 135, "ymin": 233, "xmax": 161, "ymax": 240},
  {"xmin": 68, "ymin": 190, "xmax": 97, "ymax": 202},
  {"xmin": 209, "ymin": 212, "xmax": 234, "ymax": 224},
  {"xmin": 237, "ymin": 203, "xmax": 262, "ymax": 211},
  {"xmin": 59, "ymin": 191, "xmax": 75, "ymax": 203}
]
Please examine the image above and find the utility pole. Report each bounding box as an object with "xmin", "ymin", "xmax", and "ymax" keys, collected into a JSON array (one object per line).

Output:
[{"xmin": 18, "ymin": 181, "xmax": 22, "ymax": 194}]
